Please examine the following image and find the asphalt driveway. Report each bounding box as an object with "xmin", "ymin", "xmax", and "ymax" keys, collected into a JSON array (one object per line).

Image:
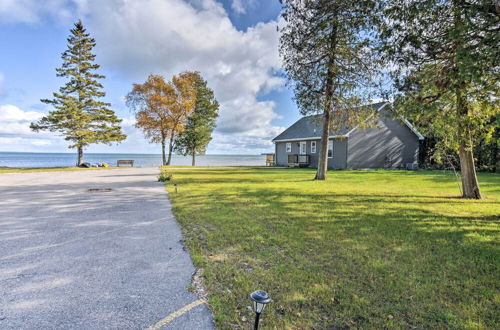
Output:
[{"xmin": 0, "ymin": 167, "xmax": 214, "ymax": 329}]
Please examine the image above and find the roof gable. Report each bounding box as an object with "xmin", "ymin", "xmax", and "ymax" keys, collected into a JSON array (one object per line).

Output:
[
  {"xmin": 345, "ymin": 103, "xmax": 424, "ymax": 140},
  {"xmin": 272, "ymin": 102, "xmax": 389, "ymax": 142}
]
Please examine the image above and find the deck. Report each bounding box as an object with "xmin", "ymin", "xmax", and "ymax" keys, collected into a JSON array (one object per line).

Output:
[{"xmin": 287, "ymin": 154, "xmax": 310, "ymax": 167}]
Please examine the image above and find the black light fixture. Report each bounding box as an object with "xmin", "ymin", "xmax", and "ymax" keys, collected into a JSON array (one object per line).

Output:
[{"xmin": 250, "ymin": 290, "xmax": 271, "ymax": 330}]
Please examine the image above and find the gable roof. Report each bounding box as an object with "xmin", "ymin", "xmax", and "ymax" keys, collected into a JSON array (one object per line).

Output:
[
  {"xmin": 272, "ymin": 102, "xmax": 389, "ymax": 142},
  {"xmin": 402, "ymin": 119, "xmax": 425, "ymax": 140}
]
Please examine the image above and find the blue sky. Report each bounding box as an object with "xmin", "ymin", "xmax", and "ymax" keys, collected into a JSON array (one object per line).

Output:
[{"xmin": 0, "ymin": 0, "xmax": 299, "ymax": 154}]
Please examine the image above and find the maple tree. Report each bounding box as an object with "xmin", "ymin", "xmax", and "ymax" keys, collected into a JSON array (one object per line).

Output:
[{"xmin": 126, "ymin": 72, "xmax": 197, "ymax": 165}]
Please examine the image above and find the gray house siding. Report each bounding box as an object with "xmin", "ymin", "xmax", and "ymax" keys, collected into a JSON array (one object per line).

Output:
[
  {"xmin": 272, "ymin": 103, "xmax": 422, "ymax": 170},
  {"xmin": 331, "ymin": 138, "xmax": 348, "ymax": 169},
  {"xmin": 275, "ymin": 141, "xmax": 290, "ymax": 166},
  {"xmin": 346, "ymin": 111, "xmax": 420, "ymax": 169},
  {"xmin": 275, "ymin": 138, "xmax": 347, "ymax": 169},
  {"xmin": 307, "ymin": 140, "xmax": 320, "ymax": 167}
]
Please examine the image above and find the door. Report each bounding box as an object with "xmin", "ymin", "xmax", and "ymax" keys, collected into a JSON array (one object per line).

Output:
[{"xmin": 300, "ymin": 141, "xmax": 306, "ymax": 154}]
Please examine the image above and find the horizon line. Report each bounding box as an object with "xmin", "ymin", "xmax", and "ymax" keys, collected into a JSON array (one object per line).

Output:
[{"xmin": 0, "ymin": 151, "xmax": 267, "ymax": 156}]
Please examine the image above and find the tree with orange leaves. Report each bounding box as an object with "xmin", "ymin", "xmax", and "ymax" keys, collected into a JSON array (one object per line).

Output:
[{"xmin": 126, "ymin": 72, "xmax": 198, "ymax": 165}]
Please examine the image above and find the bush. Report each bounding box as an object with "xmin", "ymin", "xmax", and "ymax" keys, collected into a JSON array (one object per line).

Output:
[{"xmin": 158, "ymin": 168, "xmax": 173, "ymax": 182}]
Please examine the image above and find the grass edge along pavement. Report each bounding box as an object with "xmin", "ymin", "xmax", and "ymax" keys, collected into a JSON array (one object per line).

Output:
[{"xmin": 164, "ymin": 167, "xmax": 499, "ymax": 329}]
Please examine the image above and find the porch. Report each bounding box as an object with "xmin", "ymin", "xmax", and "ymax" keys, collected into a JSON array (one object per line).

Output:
[{"xmin": 287, "ymin": 154, "xmax": 310, "ymax": 168}]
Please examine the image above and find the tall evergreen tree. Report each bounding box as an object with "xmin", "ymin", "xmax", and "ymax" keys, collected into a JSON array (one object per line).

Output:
[
  {"xmin": 279, "ymin": 0, "xmax": 383, "ymax": 180},
  {"xmin": 174, "ymin": 75, "xmax": 219, "ymax": 166},
  {"xmin": 31, "ymin": 20, "xmax": 126, "ymax": 165},
  {"xmin": 382, "ymin": 0, "xmax": 499, "ymax": 199}
]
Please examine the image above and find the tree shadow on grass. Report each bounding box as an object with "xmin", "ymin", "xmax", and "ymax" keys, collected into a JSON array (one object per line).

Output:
[
  {"xmin": 174, "ymin": 180, "xmax": 499, "ymax": 329},
  {"xmin": 172, "ymin": 168, "xmax": 500, "ymax": 195}
]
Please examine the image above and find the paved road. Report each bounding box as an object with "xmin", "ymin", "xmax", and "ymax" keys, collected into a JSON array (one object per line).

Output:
[{"xmin": 0, "ymin": 167, "xmax": 214, "ymax": 329}]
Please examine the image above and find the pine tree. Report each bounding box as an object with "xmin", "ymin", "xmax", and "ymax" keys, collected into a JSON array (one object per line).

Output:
[
  {"xmin": 382, "ymin": 0, "xmax": 499, "ymax": 198},
  {"xmin": 31, "ymin": 20, "xmax": 126, "ymax": 165},
  {"xmin": 279, "ymin": 0, "xmax": 383, "ymax": 180},
  {"xmin": 174, "ymin": 75, "xmax": 219, "ymax": 166}
]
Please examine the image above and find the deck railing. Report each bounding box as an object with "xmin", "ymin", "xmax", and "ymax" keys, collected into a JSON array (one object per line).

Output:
[{"xmin": 287, "ymin": 154, "xmax": 310, "ymax": 167}]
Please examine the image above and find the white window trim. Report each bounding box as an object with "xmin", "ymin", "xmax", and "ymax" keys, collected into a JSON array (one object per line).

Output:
[
  {"xmin": 299, "ymin": 141, "xmax": 307, "ymax": 155},
  {"xmin": 328, "ymin": 140, "xmax": 333, "ymax": 158},
  {"xmin": 286, "ymin": 142, "xmax": 292, "ymax": 153},
  {"xmin": 311, "ymin": 141, "xmax": 316, "ymax": 153}
]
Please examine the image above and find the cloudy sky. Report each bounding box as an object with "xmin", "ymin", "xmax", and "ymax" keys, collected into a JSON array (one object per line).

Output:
[{"xmin": 0, "ymin": 0, "xmax": 300, "ymax": 155}]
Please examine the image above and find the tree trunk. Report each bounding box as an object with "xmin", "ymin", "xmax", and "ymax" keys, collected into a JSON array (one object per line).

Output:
[
  {"xmin": 191, "ymin": 152, "xmax": 196, "ymax": 166},
  {"xmin": 315, "ymin": 21, "xmax": 337, "ymax": 180},
  {"xmin": 161, "ymin": 137, "xmax": 167, "ymax": 166},
  {"xmin": 455, "ymin": 87, "xmax": 481, "ymax": 199},
  {"xmin": 458, "ymin": 144, "xmax": 481, "ymax": 199},
  {"xmin": 316, "ymin": 110, "xmax": 331, "ymax": 180},
  {"xmin": 166, "ymin": 131, "xmax": 175, "ymax": 166},
  {"xmin": 77, "ymin": 146, "xmax": 84, "ymax": 166}
]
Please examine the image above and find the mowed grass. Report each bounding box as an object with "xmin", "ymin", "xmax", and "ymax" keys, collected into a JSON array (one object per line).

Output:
[
  {"xmin": 0, "ymin": 166, "xmax": 133, "ymax": 174},
  {"xmin": 166, "ymin": 168, "xmax": 499, "ymax": 329}
]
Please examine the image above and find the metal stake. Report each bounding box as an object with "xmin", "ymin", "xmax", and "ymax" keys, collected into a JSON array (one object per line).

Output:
[{"xmin": 254, "ymin": 312, "xmax": 261, "ymax": 330}]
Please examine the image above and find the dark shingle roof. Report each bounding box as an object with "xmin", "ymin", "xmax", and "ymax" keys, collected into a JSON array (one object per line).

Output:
[{"xmin": 273, "ymin": 102, "xmax": 388, "ymax": 142}]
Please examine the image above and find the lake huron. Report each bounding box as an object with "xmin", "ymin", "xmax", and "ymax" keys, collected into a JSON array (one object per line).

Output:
[{"xmin": 0, "ymin": 152, "xmax": 266, "ymax": 168}]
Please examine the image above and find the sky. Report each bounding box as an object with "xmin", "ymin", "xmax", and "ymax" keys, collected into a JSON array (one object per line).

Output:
[{"xmin": 0, "ymin": 0, "xmax": 301, "ymax": 155}]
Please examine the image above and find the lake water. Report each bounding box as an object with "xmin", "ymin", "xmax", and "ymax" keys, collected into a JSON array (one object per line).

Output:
[{"xmin": 0, "ymin": 152, "xmax": 266, "ymax": 168}]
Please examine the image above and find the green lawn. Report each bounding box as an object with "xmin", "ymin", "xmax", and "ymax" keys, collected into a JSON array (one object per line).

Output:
[
  {"xmin": 166, "ymin": 168, "xmax": 499, "ymax": 329},
  {"xmin": 0, "ymin": 166, "xmax": 133, "ymax": 174}
]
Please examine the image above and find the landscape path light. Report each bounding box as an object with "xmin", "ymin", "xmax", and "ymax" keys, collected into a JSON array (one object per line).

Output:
[{"xmin": 250, "ymin": 290, "xmax": 271, "ymax": 330}]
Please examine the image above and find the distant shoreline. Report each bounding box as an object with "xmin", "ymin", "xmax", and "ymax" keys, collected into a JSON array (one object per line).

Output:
[
  {"xmin": 0, "ymin": 152, "xmax": 267, "ymax": 168},
  {"xmin": 0, "ymin": 151, "xmax": 263, "ymax": 156}
]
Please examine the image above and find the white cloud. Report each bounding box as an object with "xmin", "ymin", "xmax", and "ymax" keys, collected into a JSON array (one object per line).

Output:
[
  {"xmin": 0, "ymin": 0, "xmax": 286, "ymax": 153},
  {"xmin": 0, "ymin": 104, "xmax": 44, "ymax": 122},
  {"xmin": 230, "ymin": 0, "xmax": 256, "ymax": 14},
  {"xmin": 120, "ymin": 116, "xmax": 136, "ymax": 128},
  {"xmin": 0, "ymin": 104, "xmax": 44, "ymax": 138},
  {"xmin": 0, "ymin": 0, "xmax": 78, "ymax": 24},
  {"xmin": 0, "ymin": 137, "xmax": 52, "ymax": 146},
  {"xmin": 83, "ymin": 0, "xmax": 284, "ymax": 153},
  {"xmin": 0, "ymin": 105, "xmax": 62, "ymax": 150}
]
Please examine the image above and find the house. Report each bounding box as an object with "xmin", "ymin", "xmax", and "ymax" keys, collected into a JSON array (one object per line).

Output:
[{"xmin": 272, "ymin": 102, "xmax": 424, "ymax": 169}]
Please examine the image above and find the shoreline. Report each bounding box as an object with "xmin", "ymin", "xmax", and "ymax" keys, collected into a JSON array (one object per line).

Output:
[{"xmin": 0, "ymin": 153, "xmax": 266, "ymax": 168}]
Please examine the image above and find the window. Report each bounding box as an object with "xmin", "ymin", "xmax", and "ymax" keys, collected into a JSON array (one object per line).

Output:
[
  {"xmin": 299, "ymin": 141, "xmax": 306, "ymax": 154},
  {"xmin": 311, "ymin": 141, "xmax": 316, "ymax": 153},
  {"xmin": 328, "ymin": 140, "xmax": 334, "ymax": 158},
  {"xmin": 286, "ymin": 142, "xmax": 292, "ymax": 153}
]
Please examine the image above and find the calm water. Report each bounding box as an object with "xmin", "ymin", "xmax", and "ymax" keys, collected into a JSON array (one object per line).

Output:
[{"xmin": 0, "ymin": 152, "xmax": 266, "ymax": 168}]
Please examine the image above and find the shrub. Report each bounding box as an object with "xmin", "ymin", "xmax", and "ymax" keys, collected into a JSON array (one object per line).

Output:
[{"xmin": 158, "ymin": 168, "xmax": 173, "ymax": 182}]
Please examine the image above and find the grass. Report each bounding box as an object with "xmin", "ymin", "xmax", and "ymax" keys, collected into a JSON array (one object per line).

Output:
[
  {"xmin": 0, "ymin": 166, "xmax": 133, "ymax": 174},
  {"xmin": 165, "ymin": 168, "xmax": 500, "ymax": 329}
]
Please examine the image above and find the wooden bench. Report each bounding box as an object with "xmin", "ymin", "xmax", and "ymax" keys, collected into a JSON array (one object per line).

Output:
[{"xmin": 117, "ymin": 160, "xmax": 134, "ymax": 167}]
